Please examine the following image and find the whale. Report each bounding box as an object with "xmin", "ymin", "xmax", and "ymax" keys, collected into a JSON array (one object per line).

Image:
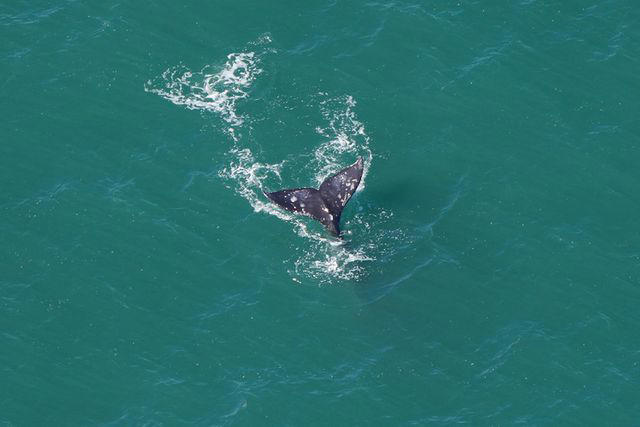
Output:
[{"xmin": 264, "ymin": 158, "xmax": 364, "ymax": 237}]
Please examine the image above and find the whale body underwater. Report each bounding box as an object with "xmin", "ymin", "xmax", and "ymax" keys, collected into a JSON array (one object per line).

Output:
[{"xmin": 264, "ymin": 158, "xmax": 364, "ymax": 237}]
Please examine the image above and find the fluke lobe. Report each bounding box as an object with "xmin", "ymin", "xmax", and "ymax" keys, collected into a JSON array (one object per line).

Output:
[{"xmin": 264, "ymin": 158, "xmax": 364, "ymax": 237}]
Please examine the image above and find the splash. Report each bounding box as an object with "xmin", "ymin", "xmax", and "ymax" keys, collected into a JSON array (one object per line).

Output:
[
  {"xmin": 313, "ymin": 95, "xmax": 373, "ymax": 189},
  {"xmin": 293, "ymin": 245, "xmax": 375, "ymax": 283},
  {"xmin": 275, "ymin": 94, "xmax": 378, "ymax": 283},
  {"xmin": 219, "ymin": 147, "xmax": 350, "ymax": 248},
  {"xmin": 145, "ymin": 39, "xmax": 400, "ymax": 284}
]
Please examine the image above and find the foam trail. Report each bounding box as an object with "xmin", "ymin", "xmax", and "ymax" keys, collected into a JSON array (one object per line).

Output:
[{"xmin": 144, "ymin": 51, "xmax": 262, "ymax": 129}]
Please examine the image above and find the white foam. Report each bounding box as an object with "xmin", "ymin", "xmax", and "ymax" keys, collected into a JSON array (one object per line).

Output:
[
  {"xmin": 313, "ymin": 95, "xmax": 372, "ymax": 189},
  {"xmin": 219, "ymin": 148, "xmax": 333, "ymax": 245},
  {"xmin": 144, "ymin": 51, "xmax": 261, "ymax": 128},
  {"xmin": 295, "ymin": 246, "xmax": 375, "ymax": 283}
]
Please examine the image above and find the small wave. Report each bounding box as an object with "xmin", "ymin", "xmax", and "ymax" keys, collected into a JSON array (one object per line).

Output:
[{"xmin": 1, "ymin": 5, "xmax": 65, "ymax": 26}]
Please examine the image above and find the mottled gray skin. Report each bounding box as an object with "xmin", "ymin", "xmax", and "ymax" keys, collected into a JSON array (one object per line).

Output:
[{"xmin": 264, "ymin": 158, "xmax": 364, "ymax": 236}]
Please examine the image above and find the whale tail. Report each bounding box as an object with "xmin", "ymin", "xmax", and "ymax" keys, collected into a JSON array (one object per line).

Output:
[{"xmin": 264, "ymin": 158, "xmax": 364, "ymax": 236}]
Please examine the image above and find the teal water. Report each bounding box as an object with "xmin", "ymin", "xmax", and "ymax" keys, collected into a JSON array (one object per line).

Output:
[{"xmin": 2, "ymin": 1, "xmax": 640, "ymax": 424}]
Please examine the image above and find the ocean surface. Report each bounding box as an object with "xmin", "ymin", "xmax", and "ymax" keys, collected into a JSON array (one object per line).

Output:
[{"xmin": 2, "ymin": 1, "xmax": 640, "ymax": 425}]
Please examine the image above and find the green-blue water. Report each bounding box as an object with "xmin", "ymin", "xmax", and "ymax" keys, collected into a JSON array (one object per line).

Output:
[{"xmin": 2, "ymin": 1, "xmax": 640, "ymax": 424}]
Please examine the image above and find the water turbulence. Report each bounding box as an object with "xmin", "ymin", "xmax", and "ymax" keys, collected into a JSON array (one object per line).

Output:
[
  {"xmin": 145, "ymin": 51, "xmax": 262, "ymax": 130},
  {"xmin": 145, "ymin": 38, "xmax": 405, "ymax": 284}
]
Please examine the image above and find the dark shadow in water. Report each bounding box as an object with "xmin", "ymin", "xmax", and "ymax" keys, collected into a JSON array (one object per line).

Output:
[
  {"xmin": 349, "ymin": 173, "xmax": 467, "ymax": 306},
  {"xmin": 366, "ymin": 178, "xmax": 438, "ymax": 211},
  {"xmin": 353, "ymin": 256, "xmax": 435, "ymax": 306}
]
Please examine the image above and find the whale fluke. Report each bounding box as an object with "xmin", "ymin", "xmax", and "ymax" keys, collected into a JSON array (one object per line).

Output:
[{"xmin": 264, "ymin": 158, "xmax": 364, "ymax": 236}]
